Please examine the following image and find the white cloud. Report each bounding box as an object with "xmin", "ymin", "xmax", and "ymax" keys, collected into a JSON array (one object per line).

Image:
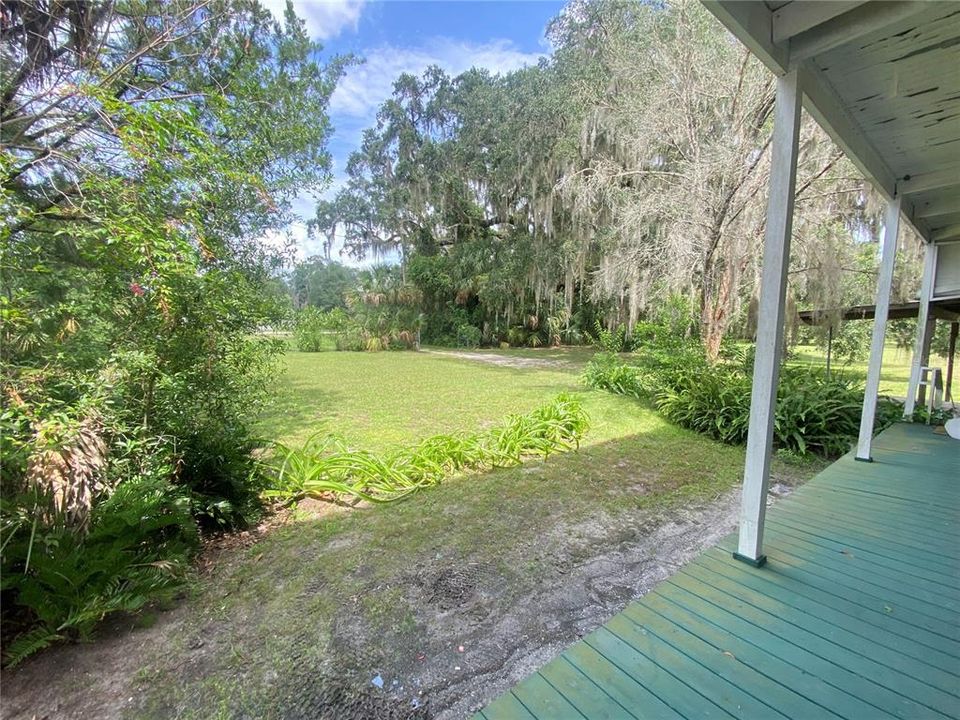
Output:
[
  {"xmin": 260, "ymin": 33, "xmax": 545, "ymax": 264},
  {"xmin": 261, "ymin": 0, "xmax": 365, "ymax": 41},
  {"xmin": 330, "ymin": 38, "xmax": 544, "ymax": 119}
]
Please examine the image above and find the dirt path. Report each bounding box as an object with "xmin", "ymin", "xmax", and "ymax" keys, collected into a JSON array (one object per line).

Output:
[
  {"xmin": 1, "ymin": 483, "xmax": 794, "ymax": 720},
  {"xmin": 422, "ymin": 349, "xmax": 579, "ymax": 371}
]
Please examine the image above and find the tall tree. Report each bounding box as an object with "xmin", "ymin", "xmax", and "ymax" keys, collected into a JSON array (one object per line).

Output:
[
  {"xmin": 315, "ymin": 0, "xmax": 924, "ymax": 354},
  {"xmin": 1, "ymin": 0, "xmax": 347, "ymax": 521}
]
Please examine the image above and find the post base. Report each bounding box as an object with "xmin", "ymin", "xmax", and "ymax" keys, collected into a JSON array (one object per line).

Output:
[
  {"xmin": 733, "ymin": 552, "xmax": 767, "ymax": 568},
  {"xmin": 854, "ymin": 456, "xmax": 873, "ymax": 463}
]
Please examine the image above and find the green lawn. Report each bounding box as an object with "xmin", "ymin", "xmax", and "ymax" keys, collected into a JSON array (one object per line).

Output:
[
  {"xmin": 263, "ymin": 348, "xmax": 635, "ymax": 451},
  {"xmin": 787, "ymin": 343, "xmax": 947, "ymax": 397},
  {"xmin": 134, "ymin": 348, "xmax": 823, "ymax": 718}
]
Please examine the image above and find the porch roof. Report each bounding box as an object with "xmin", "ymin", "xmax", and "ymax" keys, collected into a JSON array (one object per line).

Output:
[
  {"xmin": 477, "ymin": 422, "xmax": 960, "ymax": 720},
  {"xmin": 702, "ymin": 1, "xmax": 960, "ymax": 246},
  {"xmin": 798, "ymin": 297, "xmax": 960, "ymax": 324}
]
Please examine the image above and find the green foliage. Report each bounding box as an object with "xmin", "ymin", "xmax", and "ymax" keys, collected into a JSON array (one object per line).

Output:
[
  {"xmin": 585, "ymin": 332, "xmax": 901, "ymax": 457},
  {"xmin": 909, "ymin": 404, "xmax": 955, "ymax": 426},
  {"xmin": 582, "ymin": 353, "xmax": 648, "ymax": 399},
  {"xmin": 1, "ymin": 0, "xmax": 346, "ymax": 658},
  {"xmin": 590, "ymin": 321, "xmax": 627, "ymax": 353},
  {"xmin": 341, "ymin": 266, "xmax": 423, "ymax": 351},
  {"xmin": 888, "ymin": 318, "xmax": 956, "ymax": 358},
  {"xmin": 265, "ymin": 395, "xmax": 589, "ymax": 504},
  {"xmin": 289, "ymin": 260, "xmax": 358, "ymax": 311},
  {"xmin": 654, "ymin": 362, "xmax": 903, "ymax": 456},
  {"xmin": 294, "ymin": 307, "xmax": 349, "ymax": 352},
  {"xmin": 456, "ymin": 324, "xmax": 483, "ymax": 349},
  {"xmin": 2, "ymin": 476, "xmax": 198, "ymax": 666},
  {"xmin": 796, "ymin": 320, "xmax": 873, "ymax": 364},
  {"xmin": 655, "ymin": 368, "xmax": 752, "ymax": 445}
]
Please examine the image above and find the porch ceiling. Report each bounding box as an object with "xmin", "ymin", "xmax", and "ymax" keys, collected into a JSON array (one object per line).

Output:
[{"xmin": 704, "ymin": 1, "xmax": 960, "ymax": 244}]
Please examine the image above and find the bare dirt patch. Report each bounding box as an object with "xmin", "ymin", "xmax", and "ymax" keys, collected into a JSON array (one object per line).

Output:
[
  {"xmin": 0, "ymin": 484, "xmax": 764, "ymax": 720},
  {"xmin": 422, "ymin": 349, "xmax": 578, "ymax": 371}
]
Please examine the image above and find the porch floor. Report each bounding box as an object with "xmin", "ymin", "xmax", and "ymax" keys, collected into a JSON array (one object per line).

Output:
[{"xmin": 478, "ymin": 422, "xmax": 960, "ymax": 719}]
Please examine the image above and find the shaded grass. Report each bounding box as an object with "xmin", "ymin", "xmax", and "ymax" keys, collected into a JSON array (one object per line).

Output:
[
  {"xmin": 261, "ymin": 350, "xmax": 639, "ymax": 451},
  {"xmin": 787, "ymin": 343, "xmax": 946, "ymax": 397},
  {"xmin": 131, "ymin": 347, "xmax": 825, "ymax": 718},
  {"xmin": 440, "ymin": 345, "xmax": 600, "ymax": 365},
  {"xmin": 256, "ymin": 349, "xmax": 817, "ymax": 562}
]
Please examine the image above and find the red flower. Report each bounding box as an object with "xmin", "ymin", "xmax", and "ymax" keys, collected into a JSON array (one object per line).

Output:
[{"xmin": 129, "ymin": 282, "xmax": 145, "ymax": 297}]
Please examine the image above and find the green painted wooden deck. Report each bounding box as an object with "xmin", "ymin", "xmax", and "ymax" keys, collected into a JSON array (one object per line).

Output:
[{"xmin": 478, "ymin": 422, "xmax": 960, "ymax": 719}]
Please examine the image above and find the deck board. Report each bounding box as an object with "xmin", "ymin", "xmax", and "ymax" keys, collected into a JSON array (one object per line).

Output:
[{"xmin": 478, "ymin": 423, "xmax": 960, "ymax": 719}]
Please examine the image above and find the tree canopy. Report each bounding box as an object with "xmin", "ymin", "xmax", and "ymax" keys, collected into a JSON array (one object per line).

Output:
[
  {"xmin": 315, "ymin": 0, "xmax": 925, "ymax": 357},
  {"xmin": 0, "ymin": 0, "xmax": 348, "ymax": 660}
]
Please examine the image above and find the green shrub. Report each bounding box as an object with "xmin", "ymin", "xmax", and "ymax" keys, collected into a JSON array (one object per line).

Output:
[
  {"xmin": 586, "ymin": 338, "xmax": 903, "ymax": 458},
  {"xmin": 506, "ymin": 326, "xmax": 528, "ymax": 347},
  {"xmin": 654, "ymin": 368, "xmax": 752, "ymax": 445},
  {"xmin": 334, "ymin": 329, "xmax": 366, "ymax": 351},
  {"xmin": 589, "ymin": 320, "xmax": 627, "ymax": 353},
  {"xmin": 264, "ymin": 395, "xmax": 589, "ymax": 505},
  {"xmin": 654, "ymin": 366, "xmax": 901, "ymax": 457},
  {"xmin": 456, "ymin": 324, "xmax": 482, "ymax": 349},
  {"xmin": 294, "ymin": 307, "xmax": 330, "ymax": 352},
  {"xmin": 582, "ymin": 353, "xmax": 649, "ymax": 399},
  {"xmin": 1, "ymin": 475, "xmax": 198, "ymax": 666}
]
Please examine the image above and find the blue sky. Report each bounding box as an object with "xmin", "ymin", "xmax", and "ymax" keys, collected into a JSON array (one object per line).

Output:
[{"xmin": 260, "ymin": 0, "xmax": 565, "ymax": 261}]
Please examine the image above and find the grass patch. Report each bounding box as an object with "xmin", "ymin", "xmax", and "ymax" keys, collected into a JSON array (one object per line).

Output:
[
  {"xmin": 255, "ymin": 348, "xmax": 815, "ymax": 566},
  {"xmin": 787, "ymin": 343, "xmax": 947, "ymax": 397},
  {"xmin": 129, "ymin": 347, "xmax": 824, "ymax": 718},
  {"xmin": 263, "ymin": 349, "xmax": 635, "ymax": 451}
]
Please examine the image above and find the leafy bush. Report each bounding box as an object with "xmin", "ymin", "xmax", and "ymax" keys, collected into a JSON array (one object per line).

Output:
[
  {"xmin": 585, "ymin": 335, "xmax": 903, "ymax": 457},
  {"xmin": 1, "ymin": 0, "xmax": 343, "ymax": 666},
  {"xmin": 506, "ymin": 327, "xmax": 528, "ymax": 347},
  {"xmin": 456, "ymin": 324, "xmax": 482, "ymax": 349},
  {"xmin": 654, "ymin": 367, "xmax": 751, "ymax": 445},
  {"xmin": 1, "ymin": 476, "xmax": 197, "ymax": 666},
  {"xmin": 583, "ymin": 336, "xmax": 709, "ymax": 400},
  {"xmin": 582, "ymin": 353, "xmax": 649, "ymax": 399},
  {"xmin": 796, "ymin": 320, "xmax": 872, "ymax": 364},
  {"xmin": 590, "ymin": 321, "xmax": 627, "ymax": 353},
  {"xmin": 294, "ymin": 307, "xmax": 352, "ymax": 352},
  {"xmin": 655, "ymin": 365, "xmax": 900, "ymax": 456},
  {"xmin": 265, "ymin": 395, "xmax": 589, "ymax": 505},
  {"xmin": 294, "ymin": 307, "xmax": 330, "ymax": 351}
]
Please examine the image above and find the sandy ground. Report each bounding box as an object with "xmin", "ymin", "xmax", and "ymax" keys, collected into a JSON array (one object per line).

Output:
[
  {"xmin": 0, "ymin": 480, "xmax": 809, "ymax": 720},
  {"xmin": 421, "ymin": 349, "xmax": 579, "ymax": 371}
]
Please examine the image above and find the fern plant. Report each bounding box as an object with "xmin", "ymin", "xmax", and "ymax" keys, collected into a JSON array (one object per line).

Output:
[
  {"xmin": 2, "ymin": 477, "xmax": 197, "ymax": 666},
  {"xmin": 264, "ymin": 395, "xmax": 589, "ymax": 506}
]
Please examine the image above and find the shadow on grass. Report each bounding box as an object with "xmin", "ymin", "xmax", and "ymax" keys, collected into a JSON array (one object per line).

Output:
[
  {"xmin": 2, "ymin": 422, "xmax": 829, "ymax": 720},
  {"xmin": 257, "ymin": 384, "xmax": 345, "ymax": 443},
  {"xmin": 128, "ymin": 428, "xmax": 765, "ymax": 719}
]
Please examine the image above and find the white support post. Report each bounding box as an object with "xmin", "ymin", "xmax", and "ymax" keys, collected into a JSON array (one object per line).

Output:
[
  {"xmin": 735, "ymin": 70, "xmax": 802, "ymax": 568},
  {"xmin": 856, "ymin": 196, "xmax": 900, "ymax": 461},
  {"xmin": 905, "ymin": 243, "xmax": 938, "ymax": 418}
]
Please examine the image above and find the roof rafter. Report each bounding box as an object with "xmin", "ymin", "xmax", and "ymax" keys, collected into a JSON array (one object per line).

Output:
[
  {"xmin": 917, "ymin": 199, "xmax": 959, "ymax": 219},
  {"xmin": 788, "ymin": 1, "xmax": 928, "ymax": 65},
  {"xmin": 899, "ymin": 170, "xmax": 960, "ymax": 197},
  {"xmin": 931, "ymin": 224, "xmax": 960, "ymax": 242},
  {"xmin": 703, "ymin": 0, "xmax": 940, "ymax": 244},
  {"xmin": 772, "ymin": 1, "xmax": 867, "ymax": 44},
  {"xmin": 799, "ymin": 61, "xmax": 931, "ymax": 241}
]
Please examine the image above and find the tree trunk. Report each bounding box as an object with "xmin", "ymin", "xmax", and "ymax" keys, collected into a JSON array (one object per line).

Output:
[{"xmin": 703, "ymin": 260, "xmax": 735, "ymax": 362}]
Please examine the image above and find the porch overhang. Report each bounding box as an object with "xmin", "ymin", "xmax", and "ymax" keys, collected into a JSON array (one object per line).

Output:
[
  {"xmin": 702, "ymin": 0, "xmax": 960, "ymax": 247},
  {"xmin": 797, "ymin": 298, "xmax": 960, "ymax": 324},
  {"xmin": 701, "ymin": 0, "xmax": 960, "ymax": 565}
]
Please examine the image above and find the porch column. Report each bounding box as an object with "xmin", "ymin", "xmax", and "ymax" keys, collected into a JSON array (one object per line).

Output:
[
  {"xmin": 946, "ymin": 321, "xmax": 958, "ymax": 402},
  {"xmin": 856, "ymin": 196, "xmax": 900, "ymax": 461},
  {"xmin": 735, "ymin": 70, "xmax": 801, "ymax": 567},
  {"xmin": 905, "ymin": 243, "xmax": 938, "ymax": 417}
]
